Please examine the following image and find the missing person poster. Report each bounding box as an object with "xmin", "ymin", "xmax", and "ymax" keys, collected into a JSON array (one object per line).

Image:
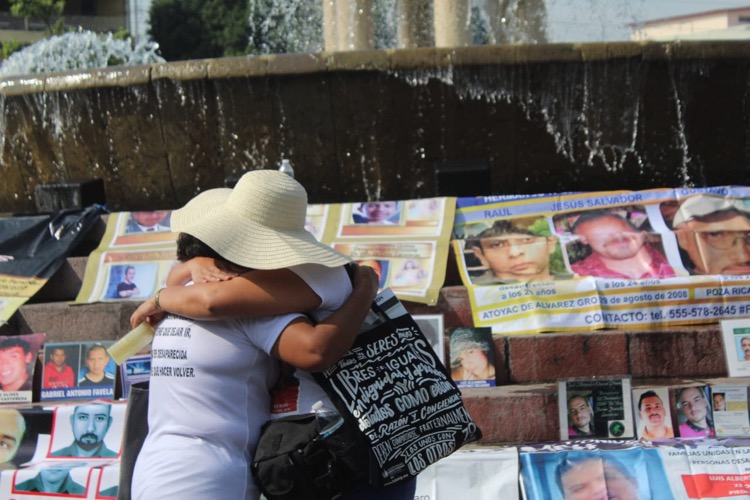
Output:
[
  {"xmin": 0, "ymin": 333, "xmax": 45, "ymax": 404},
  {"xmin": 72, "ymin": 210, "xmax": 178, "ymax": 305},
  {"xmin": 40, "ymin": 341, "xmax": 117, "ymax": 402},
  {"xmin": 316, "ymin": 198, "xmax": 455, "ymax": 305},
  {"xmin": 711, "ymin": 385, "xmax": 750, "ymax": 438},
  {"xmin": 453, "ymin": 186, "xmax": 750, "ymax": 334},
  {"xmin": 559, "ymin": 377, "xmax": 634, "ymax": 441},
  {"xmin": 633, "ymin": 387, "xmax": 674, "ymax": 441},
  {"xmin": 448, "ymin": 327, "xmax": 496, "ymax": 388},
  {"xmin": 721, "ymin": 318, "xmax": 750, "ymax": 377}
]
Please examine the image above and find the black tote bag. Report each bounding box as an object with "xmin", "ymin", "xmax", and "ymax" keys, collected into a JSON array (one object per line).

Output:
[{"xmin": 313, "ymin": 288, "xmax": 482, "ymax": 487}]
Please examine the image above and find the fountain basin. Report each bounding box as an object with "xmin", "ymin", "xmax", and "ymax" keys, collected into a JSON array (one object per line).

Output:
[{"xmin": 1, "ymin": 41, "xmax": 749, "ymax": 213}]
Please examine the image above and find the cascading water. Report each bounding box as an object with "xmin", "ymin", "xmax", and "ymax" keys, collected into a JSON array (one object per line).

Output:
[
  {"xmin": 0, "ymin": 31, "xmax": 165, "ymax": 78},
  {"xmin": 0, "ymin": 2, "xmax": 745, "ymax": 213}
]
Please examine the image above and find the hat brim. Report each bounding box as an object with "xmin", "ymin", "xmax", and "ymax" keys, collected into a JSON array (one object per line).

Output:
[{"xmin": 171, "ymin": 188, "xmax": 351, "ymax": 270}]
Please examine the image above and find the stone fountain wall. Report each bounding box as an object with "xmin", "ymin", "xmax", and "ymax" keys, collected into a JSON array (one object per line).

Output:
[{"xmin": 1, "ymin": 41, "xmax": 749, "ymax": 213}]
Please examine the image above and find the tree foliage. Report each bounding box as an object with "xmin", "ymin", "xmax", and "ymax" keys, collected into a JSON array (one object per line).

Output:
[
  {"xmin": 9, "ymin": 0, "xmax": 65, "ymax": 35},
  {"xmin": 149, "ymin": 0, "xmax": 250, "ymax": 61}
]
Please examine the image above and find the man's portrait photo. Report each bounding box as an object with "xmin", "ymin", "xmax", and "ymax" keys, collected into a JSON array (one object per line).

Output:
[
  {"xmin": 0, "ymin": 409, "xmax": 25, "ymax": 470},
  {"xmin": 674, "ymin": 385, "xmax": 715, "ymax": 439},
  {"xmin": 633, "ymin": 388, "xmax": 674, "ymax": 441},
  {"xmin": 104, "ymin": 263, "xmax": 158, "ymax": 301},
  {"xmin": 351, "ymin": 201, "xmax": 402, "ymax": 225},
  {"xmin": 78, "ymin": 343, "xmax": 115, "ymax": 389},
  {"xmin": 560, "ymin": 207, "xmax": 676, "ymax": 280},
  {"xmin": 13, "ymin": 461, "xmax": 88, "ymax": 495},
  {"xmin": 520, "ymin": 447, "xmax": 671, "ymax": 500},
  {"xmin": 125, "ymin": 210, "xmax": 171, "ymax": 233},
  {"xmin": 0, "ymin": 333, "xmax": 44, "ymax": 394},
  {"xmin": 463, "ymin": 217, "xmax": 569, "ymax": 285},
  {"xmin": 672, "ymin": 194, "xmax": 750, "ymax": 276},
  {"xmin": 42, "ymin": 344, "xmax": 78, "ymax": 390},
  {"xmin": 49, "ymin": 403, "xmax": 121, "ymax": 458},
  {"xmin": 737, "ymin": 336, "xmax": 750, "ymax": 363}
]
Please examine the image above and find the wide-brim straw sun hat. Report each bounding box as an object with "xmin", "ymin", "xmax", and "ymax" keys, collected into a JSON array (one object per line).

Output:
[{"xmin": 170, "ymin": 169, "xmax": 352, "ymax": 269}]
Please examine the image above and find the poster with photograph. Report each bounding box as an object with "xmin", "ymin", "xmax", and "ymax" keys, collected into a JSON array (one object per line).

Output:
[
  {"xmin": 0, "ymin": 333, "xmax": 45, "ymax": 404},
  {"xmin": 448, "ymin": 327, "xmax": 496, "ymax": 388},
  {"xmin": 721, "ymin": 318, "xmax": 750, "ymax": 377},
  {"xmin": 521, "ymin": 438, "xmax": 750, "ymax": 500},
  {"xmin": 40, "ymin": 342, "xmax": 116, "ymax": 402},
  {"xmin": 0, "ymin": 404, "xmax": 123, "ymax": 499},
  {"xmin": 46, "ymin": 401, "xmax": 125, "ymax": 459},
  {"xmin": 558, "ymin": 377, "xmax": 634, "ymax": 440},
  {"xmin": 710, "ymin": 385, "xmax": 750, "ymax": 438},
  {"xmin": 323, "ymin": 197, "xmax": 455, "ymax": 305},
  {"xmin": 120, "ymin": 355, "xmax": 151, "ymax": 400},
  {"xmin": 520, "ymin": 441, "xmax": 671, "ymax": 500},
  {"xmin": 453, "ymin": 186, "xmax": 750, "ymax": 334},
  {"xmin": 672, "ymin": 385, "xmax": 716, "ymax": 439},
  {"xmin": 413, "ymin": 314, "xmax": 445, "ymax": 365},
  {"xmin": 73, "ymin": 211, "xmax": 178, "ymax": 305},
  {"xmin": 633, "ymin": 387, "xmax": 674, "ymax": 441}
]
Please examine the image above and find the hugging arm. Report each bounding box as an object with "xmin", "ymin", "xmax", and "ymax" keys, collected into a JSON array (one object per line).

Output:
[
  {"xmin": 273, "ymin": 265, "xmax": 379, "ymax": 371},
  {"xmin": 130, "ymin": 259, "xmax": 321, "ymax": 328}
]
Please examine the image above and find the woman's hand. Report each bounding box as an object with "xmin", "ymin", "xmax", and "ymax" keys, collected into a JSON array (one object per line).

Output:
[
  {"xmin": 130, "ymin": 296, "xmax": 165, "ymax": 328},
  {"xmin": 167, "ymin": 257, "xmax": 239, "ymax": 287}
]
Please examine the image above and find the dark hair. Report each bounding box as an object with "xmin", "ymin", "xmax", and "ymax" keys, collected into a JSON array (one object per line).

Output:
[
  {"xmin": 176, "ymin": 233, "xmax": 247, "ymax": 274},
  {"xmin": 0, "ymin": 337, "xmax": 30, "ymax": 355},
  {"xmin": 571, "ymin": 210, "xmax": 637, "ymax": 234},
  {"xmin": 637, "ymin": 390, "xmax": 661, "ymax": 410},
  {"xmin": 86, "ymin": 344, "xmax": 108, "ymax": 358},
  {"xmin": 467, "ymin": 220, "xmax": 538, "ymax": 250}
]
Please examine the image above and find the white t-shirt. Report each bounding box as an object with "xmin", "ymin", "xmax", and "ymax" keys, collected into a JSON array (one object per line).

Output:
[
  {"xmin": 132, "ymin": 310, "xmax": 301, "ymax": 500},
  {"xmin": 270, "ymin": 264, "xmax": 352, "ymax": 418}
]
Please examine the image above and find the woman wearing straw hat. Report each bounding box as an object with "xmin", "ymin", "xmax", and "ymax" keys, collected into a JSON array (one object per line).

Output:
[{"xmin": 130, "ymin": 170, "xmax": 384, "ymax": 500}]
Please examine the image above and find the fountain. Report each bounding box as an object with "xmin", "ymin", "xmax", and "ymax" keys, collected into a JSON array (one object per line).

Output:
[{"xmin": 0, "ymin": 5, "xmax": 748, "ymax": 213}]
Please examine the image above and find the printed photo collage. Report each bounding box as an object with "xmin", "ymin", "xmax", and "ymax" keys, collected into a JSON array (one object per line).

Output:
[
  {"xmin": 451, "ymin": 187, "xmax": 750, "ymax": 333},
  {"xmin": 0, "ymin": 401, "xmax": 125, "ymax": 499},
  {"xmin": 558, "ymin": 376, "xmax": 750, "ymax": 442},
  {"xmin": 0, "ymin": 332, "xmax": 137, "ymax": 406},
  {"xmin": 74, "ymin": 198, "xmax": 455, "ymax": 308}
]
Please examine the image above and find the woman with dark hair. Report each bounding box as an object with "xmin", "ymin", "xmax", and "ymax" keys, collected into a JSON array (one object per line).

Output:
[{"xmin": 131, "ymin": 170, "xmax": 380, "ymax": 499}]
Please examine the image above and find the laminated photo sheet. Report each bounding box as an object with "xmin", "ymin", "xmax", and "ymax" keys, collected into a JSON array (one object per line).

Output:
[
  {"xmin": 414, "ymin": 447, "xmax": 519, "ymax": 499},
  {"xmin": 710, "ymin": 385, "xmax": 750, "ymax": 439},
  {"xmin": 0, "ymin": 333, "xmax": 45, "ymax": 404},
  {"xmin": 4, "ymin": 459, "xmax": 117, "ymax": 499},
  {"xmin": 632, "ymin": 386, "xmax": 674, "ymax": 440},
  {"xmin": 44, "ymin": 401, "xmax": 125, "ymax": 461},
  {"xmin": 73, "ymin": 211, "xmax": 178, "ymax": 305},
  {"xmin": 0, "ymin": 402, "xmax": 125, "ymax": 499},
  {"xmin": 453, "ymin": 186, "xmax": 750, "ymax": 334},
  {"xmin": 721, "ymin": 318, "xmax": 750, "ymax": 377},
  {"xmin": 321, "ymin": 197, "xmax": 455, "ymax": 305},
  {"xmin": 558, "ymin": 377, "xmax": 634, "ymax": 441},
  {"xmin": 40, "ymin": 341, "xmax": 117, "ymax": 402},
  {"xmin": 520, "ymin": 440, "xmax": 672, "ymax": 500},
  {"xmin": 671, "ymin": 385, "xmax": 717, "ymax": 439},
  {"xmin": 447, "ymin": 327, "xmax": 496, "ymax": 388}
]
